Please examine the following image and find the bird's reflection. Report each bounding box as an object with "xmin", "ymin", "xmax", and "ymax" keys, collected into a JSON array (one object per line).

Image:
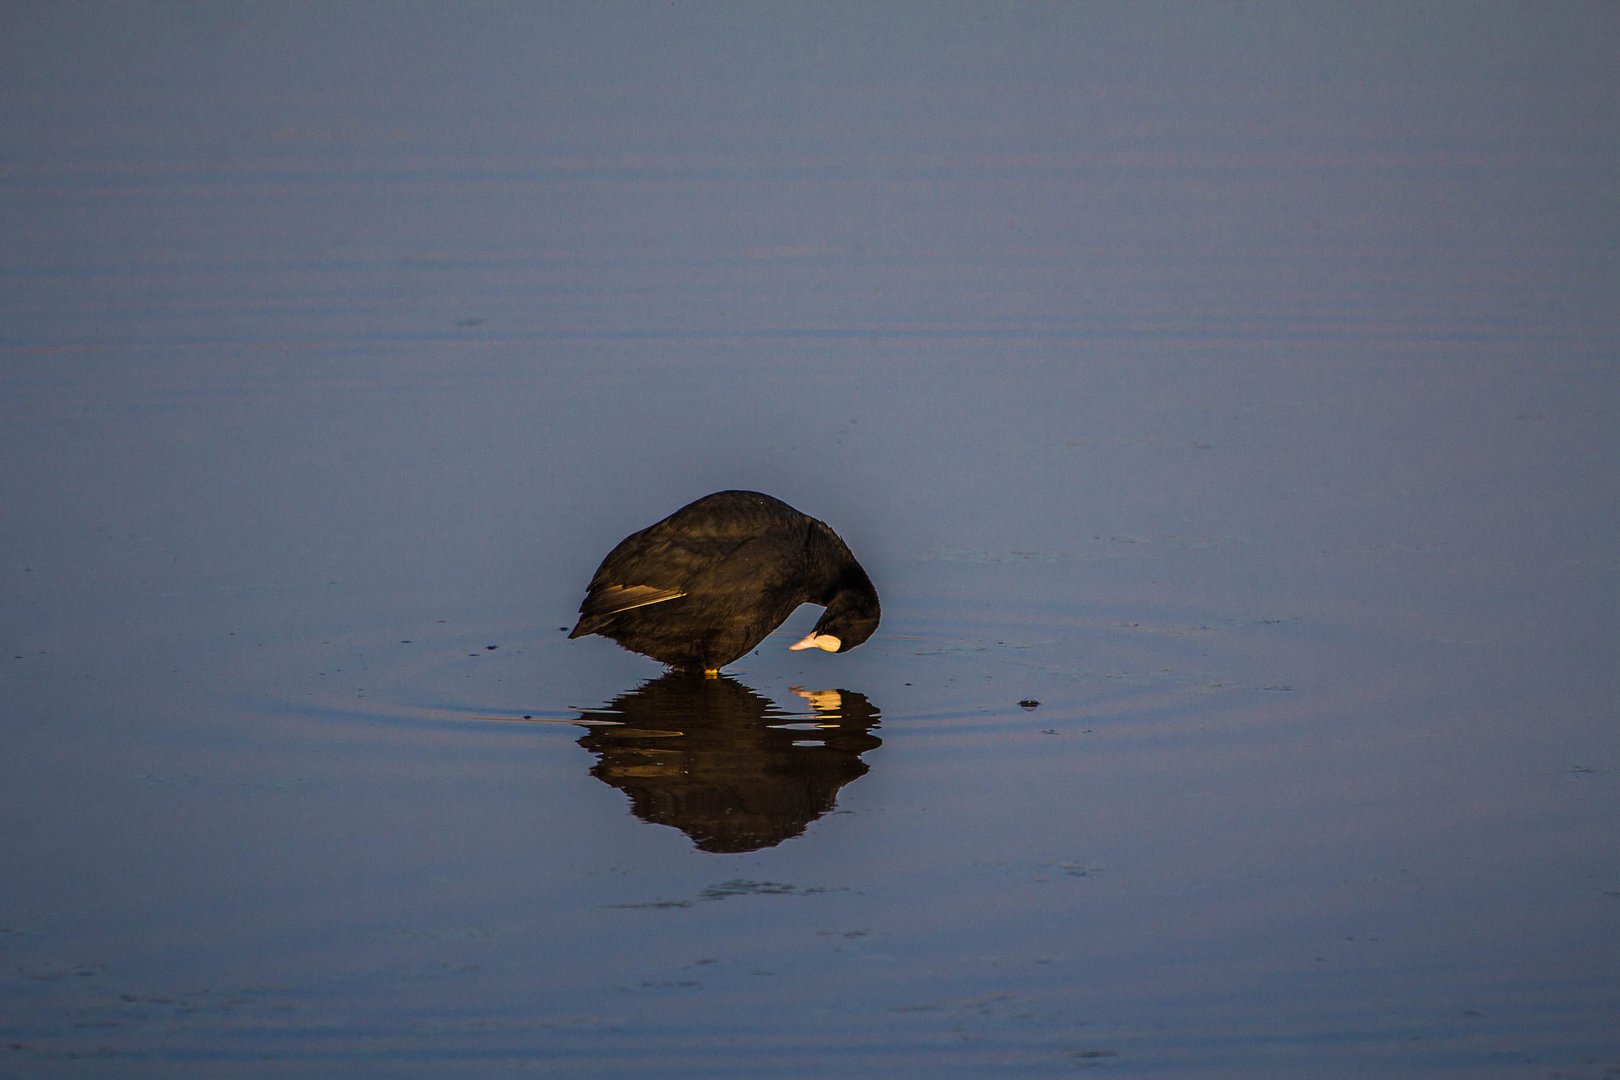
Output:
[{"xmin": 575, "ymin": 673, "xmax": 881, "ymax": 853}]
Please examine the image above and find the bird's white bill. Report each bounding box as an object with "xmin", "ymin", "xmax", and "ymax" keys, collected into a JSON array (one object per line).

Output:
[{"xmin": 789, "ymin": 632, "xmax": 842, "ymax": 653}]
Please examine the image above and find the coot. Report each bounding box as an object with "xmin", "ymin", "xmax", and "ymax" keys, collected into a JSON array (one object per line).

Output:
[{"xmin": 568, "ymin": 490, "xmax": 880, "ymax": 674}]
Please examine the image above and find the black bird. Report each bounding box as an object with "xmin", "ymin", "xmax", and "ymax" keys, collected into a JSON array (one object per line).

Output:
[{"xmin": 568, "ymin": 490, "xmax": 880, "ymax": 674}]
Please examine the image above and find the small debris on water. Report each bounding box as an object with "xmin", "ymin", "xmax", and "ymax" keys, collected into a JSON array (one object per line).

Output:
[{"xmin": 1018, "ymin": 699, "xmax": 1040, "ymax": 709}]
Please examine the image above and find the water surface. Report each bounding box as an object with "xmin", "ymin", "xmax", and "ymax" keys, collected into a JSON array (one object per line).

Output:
[{"xmin": 2, "ymin": 4, "xmax": 1617, "ymax": 1076}]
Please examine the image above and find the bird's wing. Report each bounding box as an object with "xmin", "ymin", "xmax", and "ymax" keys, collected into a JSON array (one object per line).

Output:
[
  {"xmin": 575, "ymin": 525, "xmax": 799, "ymax": 625},
  {"xmin": 590, "ymin": 529, "xmax": 758, "ymax": 591},
  {"xmin": 577, "ymin": 583, "xmax": 688, "ymax": 620}
]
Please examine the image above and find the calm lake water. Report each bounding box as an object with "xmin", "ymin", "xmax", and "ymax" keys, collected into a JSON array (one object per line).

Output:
[{"xmin": 3, "ymin": 4, "xmax": 1617, "ymax": 1076}]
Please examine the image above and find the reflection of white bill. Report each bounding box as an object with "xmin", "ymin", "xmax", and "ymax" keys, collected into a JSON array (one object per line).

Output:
[{"xmin": 790, "ymin": 686, "xmax": 845, "ymax": 716}]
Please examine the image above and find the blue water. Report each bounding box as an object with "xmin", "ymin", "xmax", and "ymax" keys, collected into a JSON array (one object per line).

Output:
[{"xmin": 2, "ymin": 4, "xmax": 1617, "ymax": 1075}]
